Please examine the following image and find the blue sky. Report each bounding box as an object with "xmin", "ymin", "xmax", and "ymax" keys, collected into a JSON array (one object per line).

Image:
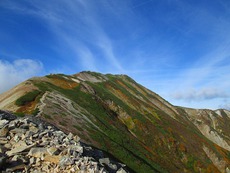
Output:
[{"xmin": 0, "ymin": 0, "xmax": 230, "ymax": 110}]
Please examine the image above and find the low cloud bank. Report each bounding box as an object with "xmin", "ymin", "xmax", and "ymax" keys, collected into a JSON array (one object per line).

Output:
[{"xmin": 172, "ymin": 88, "xmax": 229, "ymax": 101}]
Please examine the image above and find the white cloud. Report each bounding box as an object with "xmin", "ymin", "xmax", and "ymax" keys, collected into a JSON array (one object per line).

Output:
[
  {"xmin": 0, "ymin": 59, "xmax": 43, "ymax": 93},
  {"xmin": 172, "ymin": 88, "xmax": 229, "ymax": 102},
  {"xmin": 8, "ymin": 0, "xmax": 124, "ymax": 72},
  {"xmin": 73, "ymin": 44, "xmax": 98, "ymax": 71},
  {"xmin": 96, "ymin": 35, "xmax": 124, "ymax": 72}
]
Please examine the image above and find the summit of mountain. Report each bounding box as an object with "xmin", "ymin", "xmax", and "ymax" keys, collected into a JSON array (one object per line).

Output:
[{"xmin": 0, "ymin": 71, "xmax": 229, "ymax": 172}]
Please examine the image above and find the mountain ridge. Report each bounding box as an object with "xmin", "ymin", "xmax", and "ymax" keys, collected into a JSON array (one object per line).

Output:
[{"xmin": 0, "ymin": 71, "xmax": 229, "ymax": 172}]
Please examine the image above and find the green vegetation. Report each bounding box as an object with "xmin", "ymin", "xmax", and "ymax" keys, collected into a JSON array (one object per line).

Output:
[
  {"xmin": 15, "ymin": 90, "xmax": 41, "ymax": 106},
  {"xmin": 14, "ymin": 112, "xmax": 25, "ymax": 117},
  {"xmin": 46, "ymin": 73, "xmax": 66, "ymax": 78},
  {"xmin": 73, "ymin": 125, "xmax": 83, "ymax": 131},
  {"xmin": 186, "ymin": 155, "xmax": 197, "ymax": 171},
  {"xmin": 44, "ymin": 114, "xmax": 52, "ymax": 120},
  {"xmin": 59, "ymin": 121, "xmax": 67, "ymax": 126},
  {"xmin": 32, "ymin": 108, "xmax": 40, "ymax": 116},
  {"xmin": 227, "ymin": 151, "xmax": 230, "ymax": 159},
  {"xmin": 82, "ymin": 71, "xmax": 102, "ymax": 78}
]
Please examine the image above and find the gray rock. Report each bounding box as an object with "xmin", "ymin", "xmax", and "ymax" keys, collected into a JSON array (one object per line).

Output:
[
  {"xmin": 66, "ymin": 132, "xmax": 73, "ymax": 140},
  {"xmin": 80, "ymin": 164, "xmax": 86, "ymax": 170},
  {"xmin": 108, "ymin": 163, "xmax": 118, "ymax": 171},
  {"xmin": 51, "ymin": 138, "xmax": 60, "ymax": 145},
  {"xmin": 116, "ymin": 168, "xmax": 127, "ymax": 173},
  {"xmin": 59, "ymin": 156, "xmax": 73, "ymax": 167},
  {"xmin": 53, "ymin": 131, "xmax": 66, "ymax": 142},
  {"xmin": 47, "ymin": 147, "xmax": 59, "ymax": 155},
  {"xmin": 13, "ymin": 134, "xmax": 20, "ymax": 142},
  {"xmin": 116, "ymin": 167, "xmax": 127, "ymax": 173},
  {"xmin": 33, "ymin": 133, "xmax": 39, "ymax": 138},
  {"xmin": 11, "ymin": 154, "xmax": 20, "ymax": 161},
  {"xmin": 38, "ymin": 123, "xmax": 44, "ymax": 131},
  {"xmin": 20, "ymin": 124, "xmax": 29, "ymax": 129},
  {"xmin": 0, "ymin": 119, "xmax": 9, "ymax": 128},
  {"xmin": 47, "ymin": 126, "xmax": 53, "ymax": 130},
  {"xmin": 69, "ymin": 145, "xmax": 83, "ymax": 155},
  {"xmin": 226, "ymin": 167, "xmax": 230, "ymax": 173},
  {"xmin": 30, "ymin": 157, "xmax": 35, "ymax": 164},
  {"xmin": 29, "ymin": 126, "xmax": 39, "ymax": 134},
  {"xmin": 29, "ymin": 122, "xmax": 37, "ymax": 127},
  {"xmin": 6, "ymin": 163, "xmax": 26, "ymax": 172},
  {"xmin": 8, "ymin": 120, "xmax": 17, "ymax": 130},
  {"xmin": 28, "ymin": 147, "xmax": 48, "ymax": 158},
  {"xmin": 0, "ymin": 112, "xmax": 129, "ymax": 173},
  {"xmin": 38, "ymin": 130, "xmax": 49, "ymax": 138},
  {"xmin": 25, "ymin": 130, "xmax": 34, "ymax": 138},
  {"xmin": 0, "ymin": 111, "xmax": 16, "ymax": 120},
  {"xmin": 39, "ymin": 140, "xmax": 49, "ymax": 146},
  {"xmin": 99, "ymin": 158, "xmax": 110, "ymax": 166},
  {"xmin": 10, "ymin": 128, "xmax": 27, "ymax": 134},
  {"xmin": 0, "ymin": 137, "xmax": 8, "ymax": 144},
  {"xmin": 6, "ymin": 141, "xmax": 36, "ymax": 156},
  {"xmin": 25, "ymin": 139, "xmax": 34, "ymax": 145},
  {"xmin": 4, "ymin": 143, "xmax": 11, "ymax": 149},
  {"xmin": 73, "ymin": 135, "xmax": 80, "ymax": 142}
]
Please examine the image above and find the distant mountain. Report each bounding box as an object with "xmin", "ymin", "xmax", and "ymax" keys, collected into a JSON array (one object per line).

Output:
[{"xmin": 0, "ymin": 71, "xmax": 229, "ymax": 172}]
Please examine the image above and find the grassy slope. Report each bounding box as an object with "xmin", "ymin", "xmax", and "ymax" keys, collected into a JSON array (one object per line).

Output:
[
  {"xmin": 32, "ymin": 77, "xmax": 164, "ymax": 172},
  {"xmin": 14, "ymin": 73, "xmax": 229, "ymax": 173}
]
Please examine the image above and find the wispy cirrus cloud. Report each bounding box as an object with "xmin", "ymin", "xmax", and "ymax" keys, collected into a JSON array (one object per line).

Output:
[
  {"xmin": 0, "ymin": 59, "xmax": 43, "ymax": 93},
  {"xmin": 71, "ymin": 43, "xmax": 98, "ymax": 71},
  {"xmin": 0, "ymin": 0, "xmax": 124, "ymax": 72},
  {"xmin": 157, "ymin": 1, "xmax": 230, "ymax": 109},
  {"xmin": 69, "ymin": 0, "xmax": 125, "ymax": 72},
  {"xmin": 1, "ymin": 0, "xmax": 230, "ymax": 110},
  {"xmin": 7, "ymin": 0, "xmax": 124, "ymax": 72}
]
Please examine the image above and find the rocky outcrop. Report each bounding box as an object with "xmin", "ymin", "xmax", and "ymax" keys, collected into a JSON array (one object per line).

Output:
[
  {"xmin": 0, "ymin": 110, "xmax": 128, "ymax": 173},
  {"xmin": 184, "ymin": 108, "xmax": 230, "ymax": 151},
  {"xmin": 74, "ymin": 71, "xmax": 108, "ymax": 83},
  {"xmin": 203, "ymin": 145, "xmax": 229, "ymax": 173}
]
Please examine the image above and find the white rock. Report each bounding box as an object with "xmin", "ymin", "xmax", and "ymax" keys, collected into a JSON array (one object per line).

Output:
[
  {"xmin": 28, "ymin": 147, "xmax": 49, "ymax": 158},
  {"xmin": 0, "ymin": 119, "xmax": 9, "ymax": 128},
  {"xmin": 9, "ymin": 140, "xmax": 36, "ymax": 155},
  {"xmin": 116, "ymin": 168, "xmax": 127, "ymax": 173}
]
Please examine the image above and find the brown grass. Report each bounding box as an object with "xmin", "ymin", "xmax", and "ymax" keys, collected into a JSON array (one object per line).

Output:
[
  {"xmin": 48, "ymin": 78, "xmax": 79, "ymax": 89},
  {"xmin": 16, "ymin": 100, "xmax": 37, "ymax": 114}
]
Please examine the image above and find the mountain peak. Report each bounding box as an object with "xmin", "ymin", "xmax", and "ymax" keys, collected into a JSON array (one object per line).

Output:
[
  {"xmin": 0, "ymin": 71, "xmax": 229, "ymax": 172},
  {"xmin": 73, "ymin": 71, "xmax": 108, "ymax": 83}
]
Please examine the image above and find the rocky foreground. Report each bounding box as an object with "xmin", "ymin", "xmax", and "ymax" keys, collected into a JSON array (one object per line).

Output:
[{"xmin": 0, "ymin": 110, "xmax": 128, "ymax": 173}]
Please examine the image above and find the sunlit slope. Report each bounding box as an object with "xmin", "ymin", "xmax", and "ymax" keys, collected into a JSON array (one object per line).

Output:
[{"xmin": 0, "ymin": 71, "xmax": 229, "ymax": 173}]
